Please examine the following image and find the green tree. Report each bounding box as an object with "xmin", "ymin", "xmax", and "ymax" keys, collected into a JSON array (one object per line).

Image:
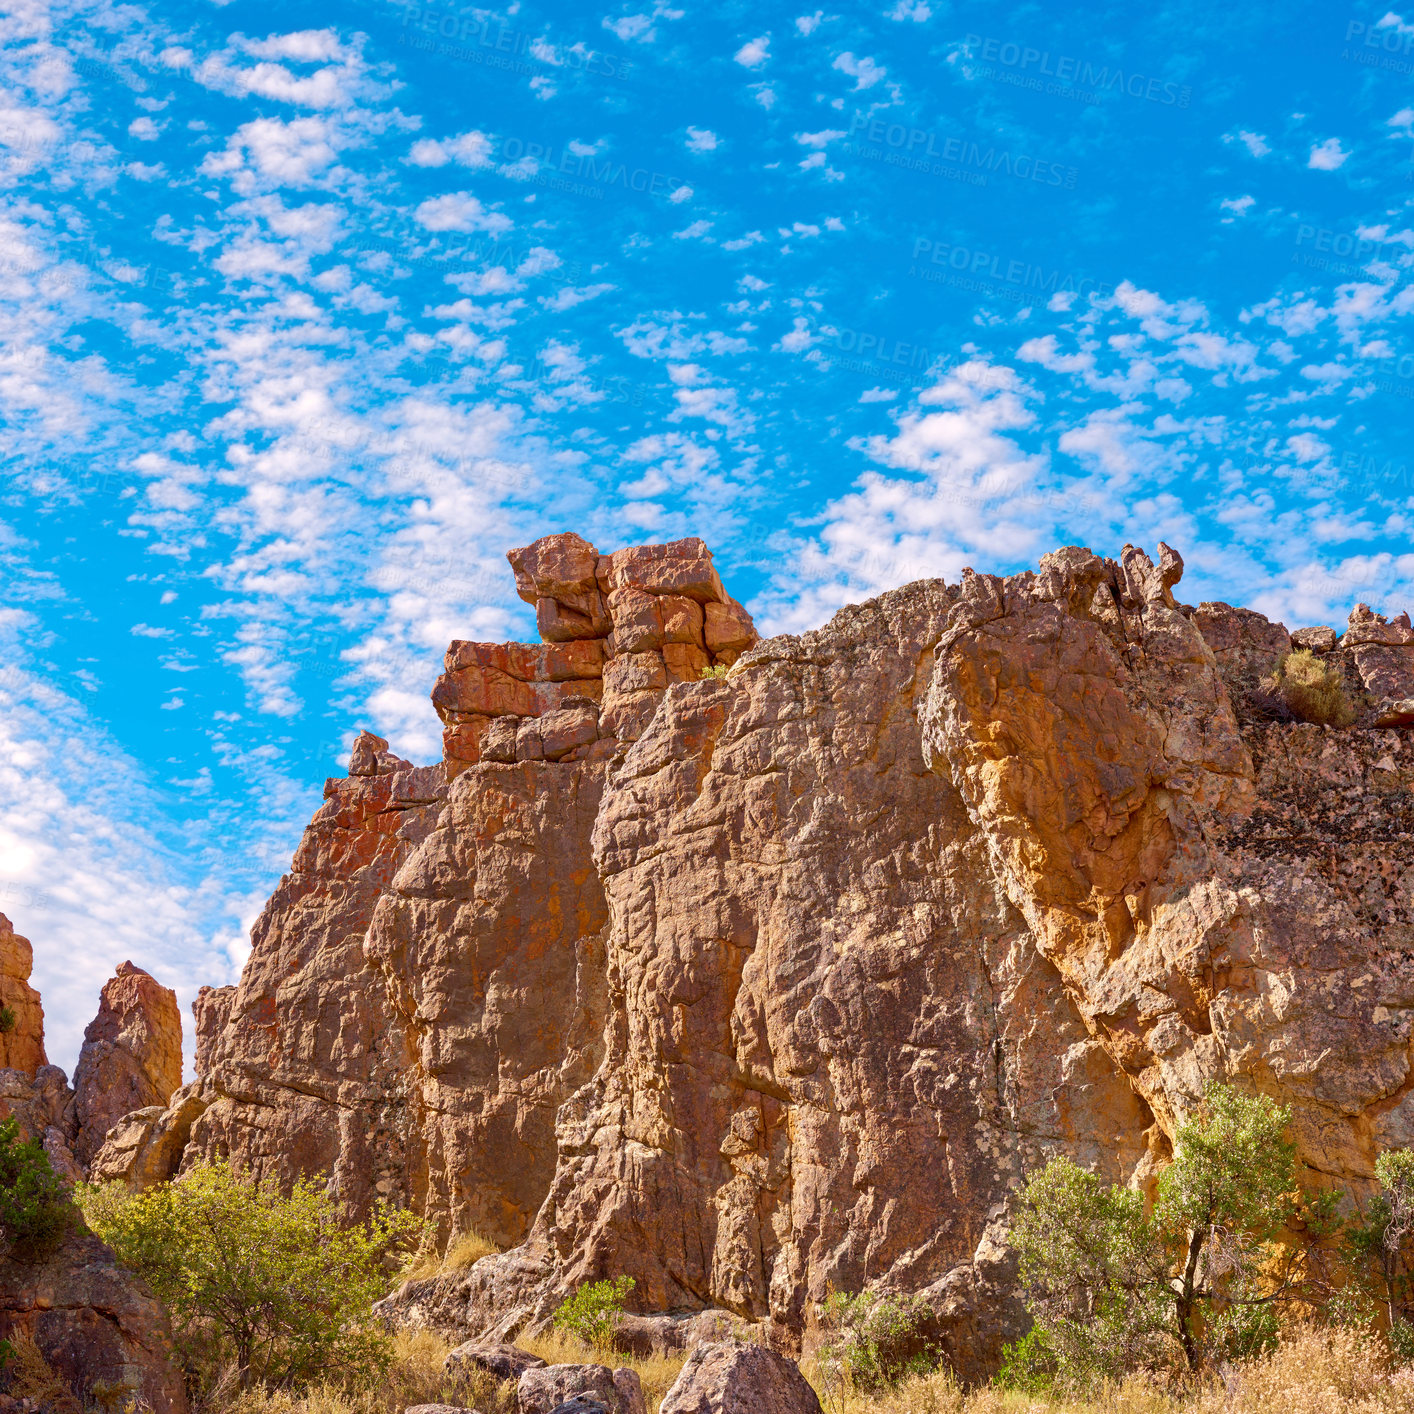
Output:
[
  {"xmin": 1011, "ymin": 1083, "xmax": 1302, "ymax": 1381},
  {"xmin": 0, "ymin": 1118, "xmax": 71, "ymax": 1262},
  {"xmin": 1348, "ymin": 1148, "xmax": 1414, "ymax": 1354},
  {"xmin": 81, "ymin": 1161, "xmax": 423, "ymax": 1389}
]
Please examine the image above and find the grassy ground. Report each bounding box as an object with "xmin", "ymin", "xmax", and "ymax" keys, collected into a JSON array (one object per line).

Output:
[
  {"xmin": 202, "ymin": 1324, "xmax": 1414, "ymax": 1413},
  {"xmin": 805, "ymin": 1327, "xmax": 1414, "ymax": 1414}
]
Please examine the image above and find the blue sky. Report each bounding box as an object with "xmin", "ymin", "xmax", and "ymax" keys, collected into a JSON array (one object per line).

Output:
[{"xmin": 3, "ymin": 0, "xmax": 1414, "ymax": 1072}]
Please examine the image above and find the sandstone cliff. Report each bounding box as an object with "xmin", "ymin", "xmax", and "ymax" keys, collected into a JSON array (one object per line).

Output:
[
  {"xmin": 0, "ymin": 946, "xmax": 188, "ymax": 1409},
  {"xmin": 122, "ymin": 534, "xmax": 1414, "ymax": 1380}
]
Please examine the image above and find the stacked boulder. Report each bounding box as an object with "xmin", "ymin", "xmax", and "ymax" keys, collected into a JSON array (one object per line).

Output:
[{"xmin": 433, "ymin": 534, "xmax": 756, "ymax": 773}]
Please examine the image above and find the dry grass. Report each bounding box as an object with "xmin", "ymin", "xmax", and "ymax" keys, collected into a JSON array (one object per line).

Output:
[
  {"xmin": 399, "ymin": 1227, "xmax": 501, "ymax": 1283},
  {"xmin": 204, "ymin": 1330, "xmax": 516, "ymax": 1414},
  {"xmin": 187, "ymin": 1323, "xmax": 1414, "ymax": 1414},
  {"xmin": 1266, "ymin": 649, "xmax": 1355, "ymax": 727},
  {"xmin": 804, "ymin": 1326, "xmax": 1414, "ymax": 1414},
  {"xmin": 6, "ymin": 1336, "xmax": 83, "ymax": 1413},
  {"xmin": 519, "ymin": 1327, "xmax": 691, "ymax": 1410}
]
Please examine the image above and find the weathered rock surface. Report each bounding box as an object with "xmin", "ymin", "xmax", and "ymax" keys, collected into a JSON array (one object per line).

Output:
[
  {"xmin": 137, "ymin": 533, "xmax": 1414, "ymax": 1382},
  {"xmin": 72, "ymin": 963, "xmax": 182, "ymax": 1169},
  {"xmin": 658, "ymin": 1341, "xmax": 823, "ymax": 1414},
  {"xmin": 0, "ymin": 1229, "xmax": 187, "ymax": 1414},
  {"xmin": 444, "ymin": 1338, "xmax": 545, "ymax": 1381},
  {"xmin": 0, "ymin": 916, "xmax": 46, "ymax": 1076},
  {"xmin": 517, "ymin": 1363, "xmax": 645, "ymax": 1414},
  {"xmin": 88, "ymin": 1082, "xmax": 210, "ymax": 1189}
]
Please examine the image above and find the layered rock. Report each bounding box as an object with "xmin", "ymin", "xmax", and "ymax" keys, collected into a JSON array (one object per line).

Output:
[
  {"xmin": 0, "ymin": 916, "xmax": 47, "ymax": 1075},
  {"xmin": 0, "ymin": 1229, "xmax": 187, "ymax": 1414},
  {"xmin": 0, "ymin": 941, "xmax": 189, "ymax": 1411},
  {"xmin": 72, "ymin": 964, "xmax": 182, "ymax": 1169},
  {"xmin": 155, "ymin": 533, "xmax": 1414, "ymax": 1382}
]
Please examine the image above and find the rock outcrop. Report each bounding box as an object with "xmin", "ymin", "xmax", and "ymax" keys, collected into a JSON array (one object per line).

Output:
[
  {"xmin": 517, "ymin": 1362, "xmax": 646, "ymax": 1414},
  {"xmin": 0, "ymin": 916, "xmax": 46, "ymax": 1076},
  {"xmin": 120, "ymin": 532, "xmax": 1414, "ymax": 1382},
  {"xmin": 0, "ymin": 1229, "xmax": 187, "ymax": 1414},
  {"xmin": 72, "ymin": 964, "xmax": 182, "ymax": 1169},
  {"xmin": 659, "ymin": 1341, "xmax": 823, "ymax": 1414},
  {"xmin": 0, "ymin": 946, "xmax": 190, "ymax": 1407}
]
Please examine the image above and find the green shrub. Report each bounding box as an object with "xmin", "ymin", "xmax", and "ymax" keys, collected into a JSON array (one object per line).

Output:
[
  {"xmin": 817, "ymin": 1289, "xmax": 936, "ymax": 1393},
  {"xmin": 1265, "ymin": 649, "xmax": 1354, "ymax": 727},
  {"xmin": 699, "ymin": 664, "xmax": 730, "ymax": 680},
  {"xmin": 551, "ymin": 1276, "xmax": 636, "ymax": 1350},
  {"xmin": 1011, "ymin": 1083, "xmax": 1302, "ymax": 1381},
  {"xmin": 80, "ymin": 1160, "xmax": 424, "ymax": 1390},
  {"xmin": 0, "ymin": 1006, "xmax": 17, "ymax": 1035},
  {"xmin": 994, "ymin": 1328, "xmax": 1056, "ymax": 1394},
  {"xmin": 0, "ymin": 1117, "xmax": 71, "ymax": 1262}
]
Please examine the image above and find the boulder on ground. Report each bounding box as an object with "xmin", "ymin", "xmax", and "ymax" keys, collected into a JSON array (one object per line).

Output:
[
  {"xmin": 445, "ymin": 1338, "xmax": 545, "ymax": 1381},
  {"xmin": 658, "ymin": 1340, "xmax": 823, "ymax": 1414},
  {"xmin": 517, "ymin": 1362, "xmax": 645, "ymax": 1414}
]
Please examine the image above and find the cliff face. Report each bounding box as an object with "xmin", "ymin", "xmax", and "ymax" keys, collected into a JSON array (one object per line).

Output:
[
  {"xmin": 0, "ymin": 939, "xmax": 188, "ymax": 1411},
  {"xmin": 151, "ymin": 534, "xmax": 1414, "ymax": 1379}
]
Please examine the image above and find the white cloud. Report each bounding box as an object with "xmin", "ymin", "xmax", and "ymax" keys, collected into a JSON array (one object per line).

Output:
[
  {"xmin": 887, "ymin": 0, "xmax": 931, "ymax": 19},
  {"xmin": 406, "ymin": 131, "xmax": 493, "ymax": 168},
  {"xmin": 1223, "ymin": 129, "xmax": 1270, "ymax": 158},
  {"xmin": 734, "ymin": 34, "xmax": 771, "ymax": 67},
  {"xmin": 833, "ymin": 51, "xmax": 886, "ymax": 88},
  {"xmin": 796, "ymin": 12, "xmax": 825, "ymax": 34},
  {"xmin": 414, "ymin": 192, "xmax": 513, "ymax": 234},
  {"xmin": 603, "ymin": 14, "xmax": 656, "ymax": 42},
  {"xmin": 668, "ymin": 184, "xmax": 694, "ymax": 203},
  {"xmin": 128, "ymin": 116, "xmax": 160, "ymax": 140},
  {"xmin": 775, "ymin": 316, "xmax": 815, "ymax": 352},
  {"xmin": 685, "ymin": 126, "xmax": 718, "ymax": 152},
  {"xmin": 1309, "ymin": 137, "xmax": 1349, "ymax": 171}
]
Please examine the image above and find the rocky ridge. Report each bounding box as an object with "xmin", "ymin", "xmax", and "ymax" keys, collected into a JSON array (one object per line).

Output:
[
  {"xmin": 68, "ymin": 533, "xmax": 1414, "ymax": 1382},
  {"xmin": 0, "ymin": 923, "xmax": 186, "ymax": 1409}
]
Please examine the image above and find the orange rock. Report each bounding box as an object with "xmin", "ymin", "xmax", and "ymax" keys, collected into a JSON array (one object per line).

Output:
[
  {"xmin": 0, "ymin": 915, "xmax": 46, "ymax": 1075},
  {"xmin": 72, "ymin": 963, "xmax": 182, "ymax": 1169}
]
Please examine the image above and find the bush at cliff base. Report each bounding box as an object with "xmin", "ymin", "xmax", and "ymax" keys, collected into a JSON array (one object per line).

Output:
[
  {"xmin": 551, "ymin": 1275, "xmax": 636, "ymax": 1350},
  {"xmin": 81, "ymin": 1160, "xmax": 424, "ymax": 1391},
  {"xmin": 1010, "ymin": 1084, "xmax": 1309, "ymax": 1385},
  {"xmin": 0, "ymin": 1116, "xmax": 71, "ymax": 1262},
  {"xmin": 1009, "ymin": 1082, "xmax": 1414, "ymax": 1389}
]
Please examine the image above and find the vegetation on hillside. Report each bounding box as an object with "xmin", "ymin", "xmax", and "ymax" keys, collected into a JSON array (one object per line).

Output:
[
  {"xmin": 0, "ymin": 1116, "xmax": 71, "ymax": 1262},
  {"xmin": 47, "ymin": 1093, "xmax": 1414, "ymax": 1413},
  {"xmin": 81, "ymin": 1161, "xmax": 423, "ymax": 1391}
]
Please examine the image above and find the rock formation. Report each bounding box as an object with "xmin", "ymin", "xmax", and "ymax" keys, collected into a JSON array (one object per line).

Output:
[
  {"xmin": 0, "ymin": 917, "xmax": 47, "ymax": 1076},
  {"xmin": 0, "ymin": 949, "xmax": 188, "ymax": 1410},
  {"xmin": 112, "ymin": 533, "xmax": 1414, "ymax": 1382},
  {"xmin": 0, "ymin": 1229, "xmax": 187, "ymax": 1414},
  {"xmin": 659, "ymin": 1340, "xmax": 824, "ymax": 1414},
  {"xmin": 71, "ymin": 963, "xmax": 182, "ymax": 1169}
]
